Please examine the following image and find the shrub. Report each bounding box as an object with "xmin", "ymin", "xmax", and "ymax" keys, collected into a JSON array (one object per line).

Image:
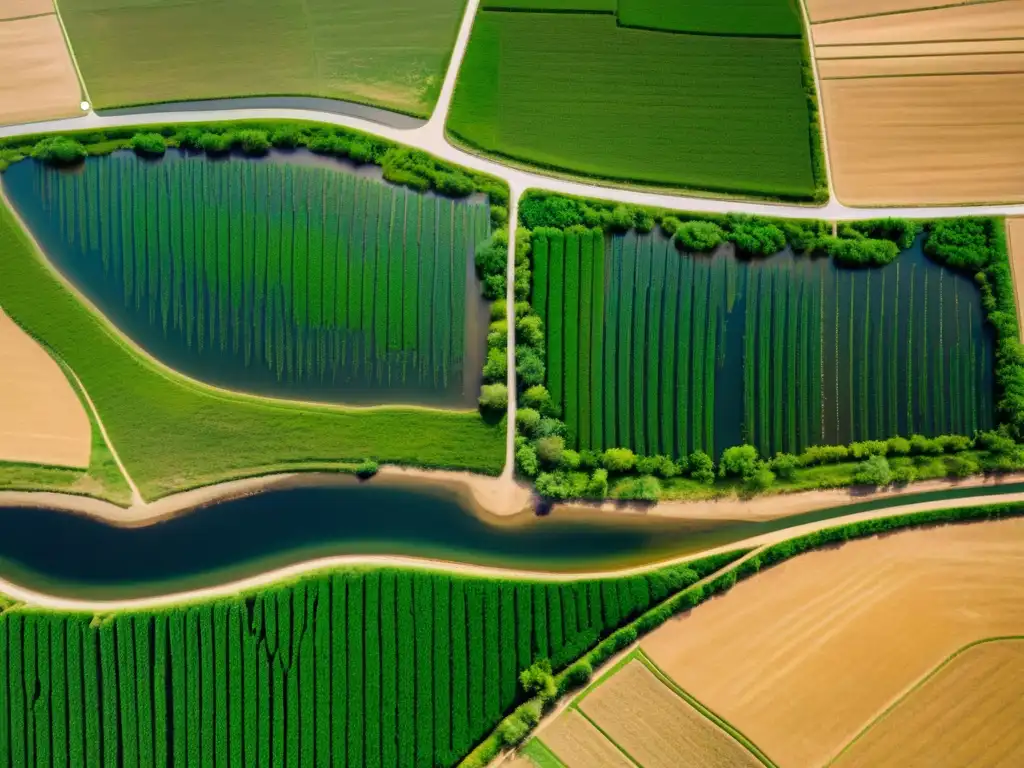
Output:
[
  {"xmin": 482, "ymin": 347, "xmax": 507, "ymax": 382},
  {"xmin": 744, "ymin": 467, "xmax": 775, "ymax": 492},
  {"xmin": 31, "ymin": 136, "xmax": 87, "ymax": 164},
  {"xmin": 198, "ymin": 132, "xmax": 233, "ymax": 154},
  {"xmin": 727, "ymin": 218, "xmax": 786, "ymax": 256},
  {"xmin": 355, "ymin": 460, "xmax": 379, "ymax": 479},
  {"xmin": 515, "ymin": 445, "xmax": 539, "ymax": 477},
  {"xmin": 519, "ymin": 660, "xmax": 556, "ymax": 699},
  {"xmin": 601, "ymin": 447, "xmax": 637, "ymax": 473},
  {"xmin": 559, "ymin": 449, "xmax": 581, "ymax": 471},
  {"xmin": 478, "ymin": 383, "xmax": 508, "ymax": 412},
  {"xmin": 130, "ymin": 133, "xmax": 167, "ymax": 156},
  {"xmin": 719, "ymin": 445, "xmax": 759, "ymax": 478},
  {"xmin": 945, "ymin": 455, "xmax": 979, "ymax": 478},
  {"xmin": 674, "ymin": 221, "xmax": 726, "ymax": 252},
  {"xmin": 886, "ymin": 437, "xmax": 911, "ymax": 456},
  {"xmin": 515, "ymin": 408, "xmax": 541, "ymax": 436},
  {"xmin": 490, "ymin": 299, "xmax": 507, "ymax": 321},
  {"xmin": 234, "ymin": 129, "xmax": 270, "ymax": 155},
  {"xmin": 925, "ymin": 219, "xmax": 992, "ymax": 270},
  {"xmin": 515, "ymin": 347, "xmax": 545, "ymax": 387},
  {"xmin": 521, "ymin": 385, "xmax": 553, "ymax": 414},
  {"xmin": 536, "ymin": 436, "xmax": 565, "ymax": 466},
  {"xmin": 891, "ymin": 465, "xmax": 917, "ymax": 485},
  {"xmin": 771, "ymin": 453, "xmax": 798, "ymax": 480},
  {"xmin": 269, "ymin": 127, "xmax": 303, "ymax": 148},
  {"xmin": 688, "ymin": 451, "xmax": 715, "ymax": 484},
  {"xmin": 586, "ymin": 468, "xmax": 609, "ymax": 497},
  {"xmin": 615, "ymin": 476, "xmax": 661, "ymax": 501},
  {"xmin": 516, "ymin": 315, "xmax": 544, "ymax": 348},
  {"xmin": 854, "ymin": 455, "xmax": 892, "ymax": 487}
]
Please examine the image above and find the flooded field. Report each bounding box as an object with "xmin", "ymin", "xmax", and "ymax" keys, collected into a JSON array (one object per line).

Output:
[
  {"xmin": 3, "ymin": 151, "xmax": 492, "ymax": 407},
  {"xmin": 538, "ymin": 228, "xmax": 995, "ymax": 457}
]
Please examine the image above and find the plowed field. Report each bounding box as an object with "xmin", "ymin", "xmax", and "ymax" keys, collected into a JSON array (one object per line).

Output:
[
  {"xmin": 0, "ymin": 12, "xmax": 82, "ymax": 125},
  {"xmin": 641, "ymin": 519, "xmax": 1024, "ymax": 767},
  {"xmin": 541, "ymin": 710, "xmax": 632, "ymax": 768}
]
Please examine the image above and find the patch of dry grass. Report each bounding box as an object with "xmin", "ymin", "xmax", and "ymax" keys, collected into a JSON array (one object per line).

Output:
[{"xmin": 0, "ymin": 13, "xmax": 82, "ymax": 126}]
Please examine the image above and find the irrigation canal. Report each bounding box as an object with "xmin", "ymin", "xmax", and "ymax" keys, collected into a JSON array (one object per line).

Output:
[{"xmin": 2, "ymin": 477, "xmax": 1024, "ymax": 601}]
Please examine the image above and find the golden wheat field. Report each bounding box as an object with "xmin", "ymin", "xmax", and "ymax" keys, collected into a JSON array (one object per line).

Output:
[
  {"xmin": 806, "ymin": 0, "xmax": 991, "ymax": 23},
  {"xmin": 0, "ymin": 12, "xmax": 82, "ymax": 126},
  {"xmin": 0, "ymin": 308, "xmax": 91, "ymax": 468},
  {"xmin": 833, "ymin": 640, "xmax": 1024, "ymax": 768},
  {"xmin": 640, "ymin": 519, "xmax": 1024, "ymax": 768},
  {"xmin": 540, "ymin": 709, "xmax": 633, "ymax": 768}
]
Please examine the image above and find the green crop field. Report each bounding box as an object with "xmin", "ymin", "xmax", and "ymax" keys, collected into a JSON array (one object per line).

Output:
[
  {"xmin": 531, "ymin": 228, "xmax": 995, "ymax": 459},
  {"xmin": 448, "ymin": 11, "xmax": 817, "ymax": 199},
  {"xmin": 0, "ymin": 192, "xmax": 504, "ymax": 500},
  {"xmin": 58, "ymin": 0, "xmax": 469, "ymax": 116},
  {"xmin": 5, "ymin": 153, "xmax": 490, "ymax": 407},
  {"xmin": 0, "ymin": 555, "xmax": 739, "ymax": 768},
  {"xmin": 617, "ymin": 0, "xmax": 803, "ymax": 36}
]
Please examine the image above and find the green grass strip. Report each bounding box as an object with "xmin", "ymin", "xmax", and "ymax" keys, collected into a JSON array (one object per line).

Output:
[
  {"xmin": 0, "ymin": 197, "xmax": 504, "ymax": 500},
  {"xmin": 521, "ymin": 737, "xmax": 568, "ymax": 768},
  {"xmin": 589, "ymin": 230, "xmax": 605, "ymax": 452}
]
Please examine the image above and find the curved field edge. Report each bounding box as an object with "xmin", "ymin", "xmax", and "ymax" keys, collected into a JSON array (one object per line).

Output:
[
  {"xmin": 827, "ymin": 635, "xmax": 1024, "ymax": 767},
  {"xmin": 460, "ymin": 501, "xmax": 1024, "ymax": 767},
  {"xmin": 0, "ymin": 157, "xmax": 506, "ymax": 501}
]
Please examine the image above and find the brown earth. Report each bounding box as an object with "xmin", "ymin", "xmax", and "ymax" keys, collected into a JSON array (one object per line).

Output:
[
  {"xmin": 541, "ymin": 710, "xmax": 634, "ymax": 768},
  {"xmin": 817, "ymin": 51, "xmax": 1024, "ymax": 77},
  {"xmin": 640, "ymin": 518, "xmax": 1024, "ymax": 768},
  {"xmin": 815, "ymin": 39, "xmax": 1024, "ymax": 58},
  {"xmin": 821, "ymin": 73, "xmax": 1024, "ymax": 205},
  {"xmin": 812, "ymin": 0, "xmax": 1024, "ymax": 47},
  {"xmin": 834, "ymin": 640, "xmax": 1024, "ymax": 768},
  {"xmin": 0, "ymin": 14, "xmax": 82, "ymax": 126},
  {"xmin": 1008, "ymin": 219, "xmax": 1024, "ymax": 341},
  {"xmin": 806, "ymin": 0, "xmax": 992, "ymax": 23},
  {"xmin": 579, "ymin": 660, "xmax": 763, "ymax": 768},
  {"xmin": 0, "ymin": 308, "xmax": 91, "ymax": 468},
  {"xmin": 0, "ymin": 0, "xmax": 53, "ymax": 20}
]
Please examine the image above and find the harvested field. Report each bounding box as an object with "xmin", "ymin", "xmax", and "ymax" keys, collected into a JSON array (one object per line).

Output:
[
  {"xmin": 0, "ymin": 307, "xmax": 90, "ymax": 468},
  {"xmin": 1007, "ymin": 218, "xmax": 1024, "ymax": 341},
  {"xmin": 0, "ymin": 13, "xmax": 82, "ymax": 126},
  {"xmin": 807, "ymin": 0, "xmax": 995, "ymax": 23},
  {"xmin": 834, "ymin": 639, "xmax": 1024, "ymax": 768},
  {"xmin": 812, "ymin": 0, "xmax": 1024, "ymax": 46},
  {"xmin": 541, "ymin": 710, "xmax": 632, "ymax": 768},
  {"xmin": 817, "ymin": 51, "xmax": 1024, "ymax": 77},
  {"xmin": 815, "ymin": 38, "xmax": 1024, "ymax": 58},
  {"xmin": 821, "ymin": 73, "xmax": 1024, "ymax": 204},
  {"xmin": 641, "ymin": 518, "xmax": 1024, "ymax": 768},
  {"xmin": 578, "ymin": 660, "xmax": 763, "ymax": 768},
  {"xmin": 58, "ymin": 0, "xmax": 468, "ymax": 116},
  {"xmin": 0, "ymin": 0, "xmax": 53, "ymax": 20}
]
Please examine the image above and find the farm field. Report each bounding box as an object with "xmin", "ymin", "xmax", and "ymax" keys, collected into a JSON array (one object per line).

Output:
[
  {"xmin": 56, "ymin": 0, "xmax": 469, "ymax": 116},
  {"xmin": 812, "ymin": 0, "xmax": 1024, "ymax": 204},
  {"xmin": 0, "ymin": 308, "xmax": 90, "ymax": 469},
  {"xmin": 0, "ymin": 10, "xmax": 82, "ymax": 126},
  {"xmin": 617, "ymin": 0, "xmax": 803, "ymax": 36},
  {"xmin": 640, "ymin": 517, "xmax": 1024, "ymax": 768},
  {"xmin": 834, "ymin": 639, "xmax": 1024, "ymax": 768},
  {"xmin": 448, "ymin": 10, "xmax": 819, "ymax": 199},
  {"xmin": 0, "ymin": 556, "xmax": 736, "ymax": 768},
  {"xmin": 806, "ymin": 0, "xmax": 993, "ymax": 22},
  {"xmin": 573, "ymin": 660, "xmax": 762, "ymax": 768},
  {"xmin": 531, "ymin": 227, "xmax": 994, "ymax": 458},
  {"xmin": 539, "ymin": 710, "xmax": 630, "ymax": 768},
  {"xmin": 1008, "ymin": 218, "xmax": 1024, "ymax": 338},
  {"xmin": 4, "ymin": 152, "xmax": 491, "ymax": 408},
  {"xmin": 0, "ymin": 189, "xmax": 504, "ymax": 500}
]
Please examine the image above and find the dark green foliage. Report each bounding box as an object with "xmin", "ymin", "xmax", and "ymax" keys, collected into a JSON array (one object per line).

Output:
[
  {"xmin": 30, "ymin": 137, "xmax": 87, "ymax": 165},
  {"xmin": 130, "ymin": 133, "xmax": 167, "ymax": 156}
]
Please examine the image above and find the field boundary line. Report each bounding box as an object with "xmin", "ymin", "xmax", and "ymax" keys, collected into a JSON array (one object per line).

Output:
[
  {"xmin": 572, "ymin": 703, "xmax": 644, "ymax": 767},
  {"xmin": 0, "ymin": 12, "xmax": 55, "ymax": 22},
  {"xmin": 502, "ymin": 187, "xmax": 520, "ymax": 479},
  {"xmin": 821, "ymin": 69, "xmax": 1024, "ymax": 80},
  {"xmin": 799, "ymin": 0, "xmax": 837, "ymax": 202},
  {"xmin": 809, "ymin": 0, "xmax": 1009, "ymax": 25},
  {"xmin": 0, "ymin": 186, "xmax": 481, "ymax": 419},
  {"xmin": 426, "ymin": 0, "xmax": 481, "ymax": 135},
  {"xmin": 815, "ymin": 35, "xmax": 1024, "ymax": 47},
  {"xmin": 49, "ymin": 0, "xmax": 91, "ymax": 108},
  {"xmin": 824, "ymin": 635, "xmax": 1024, "ymax": 766},
  {"xmin": 1004, "ymin": 218, "xmax": 1024, "ymax": 342},
  {"xmin": 637, "ymin": 649, "xmax": 780, "ymax": 768}
]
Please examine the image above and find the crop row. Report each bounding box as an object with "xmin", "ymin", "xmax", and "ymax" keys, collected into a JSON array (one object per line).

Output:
[
  {"xmin": 532, "ymin": 229, "xmax": 994, "ymax": 457},
  {"xmin": 29, "ymin": 153, "xmax": 490, "ymax": 391},
  {"xmin": 0, "ymin": 563, "xmax": 725, "ymax": 767}
]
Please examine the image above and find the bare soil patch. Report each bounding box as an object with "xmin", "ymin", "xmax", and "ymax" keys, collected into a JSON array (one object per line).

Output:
[
  {"xmin": 0, "ymin": 308, "xmax": 90, "ymax": 468},
  {"xmin": 579, "ymin": 660, "xmax": 762, "ymax": 768},
  {"xmin": 821, "ymin": 73, "xmax": 1024, "ymax": 204},
  {"xmin": 1008, "ymin": 219, "xmax": 1024, "ymax": 341},
  {"xmin": 812, "ymin": 0, "xmax": 1024, "ymax": 47},
  {"xmin": 818, "ymin": 51, "xmax": 1024, "ymax": 77},
  {"xmin": 815, "ymin": 38, "xmax": 1024, "ymax": 58},
  {"xmin": 641, "ymin": 518, "xmax": 1024, "ymax": 768},
  {"xmin": 0, "ymin": 0, "xmax": 53, "ymax": 20},
  {"xmin": 807, "ymin": 0, "xmax": 991, "ymax": 23},
  {"xmin": 541, "ymin": 710, "xmax": 633, "ymax": 768},
  {"xmin": 834, "ymin": 640, "xmax": 1024, "ymax": 768},
  {"xmin": 0, "ymin": 14, "xmax": 82, "ymax": 126}
]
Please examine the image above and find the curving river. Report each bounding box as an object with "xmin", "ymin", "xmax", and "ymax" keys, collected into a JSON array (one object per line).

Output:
[{"xmin": 3, "ymin": 476, "xmax": 1024, "ymax": 601}]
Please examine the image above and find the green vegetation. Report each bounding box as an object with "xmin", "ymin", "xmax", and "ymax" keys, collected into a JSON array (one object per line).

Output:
[
  {"xmin": 0, "ymin": 123, "xmax": 510, "ymax": 500},
  {"xmin": 514, "ymin": 193, "xmax": 1019, "ymax": 500},
  {"xmin": 11, "ymin": 152, "xmax": 491, "ymax": 402},
  {"xmin": 483, "ymin": 0, "xmax": 615, "ymax": 9},
  {"xmin": 0, "ymin": 554, "xmax": 742, "ymax": 768},
  {"xmin": 58, "ymin": 0, "xmax": 470, "ymax": 117},
  {"xmin": 617, "ymin": 0, "xmax": 802, "ymax": 36},
  {"xmin": 448, "ymin": 12, "xmax": 820, "ymax": 200},
  {"xmin": 463, "ymin": 503, "xmax": 1024, "ymax": 766}
]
